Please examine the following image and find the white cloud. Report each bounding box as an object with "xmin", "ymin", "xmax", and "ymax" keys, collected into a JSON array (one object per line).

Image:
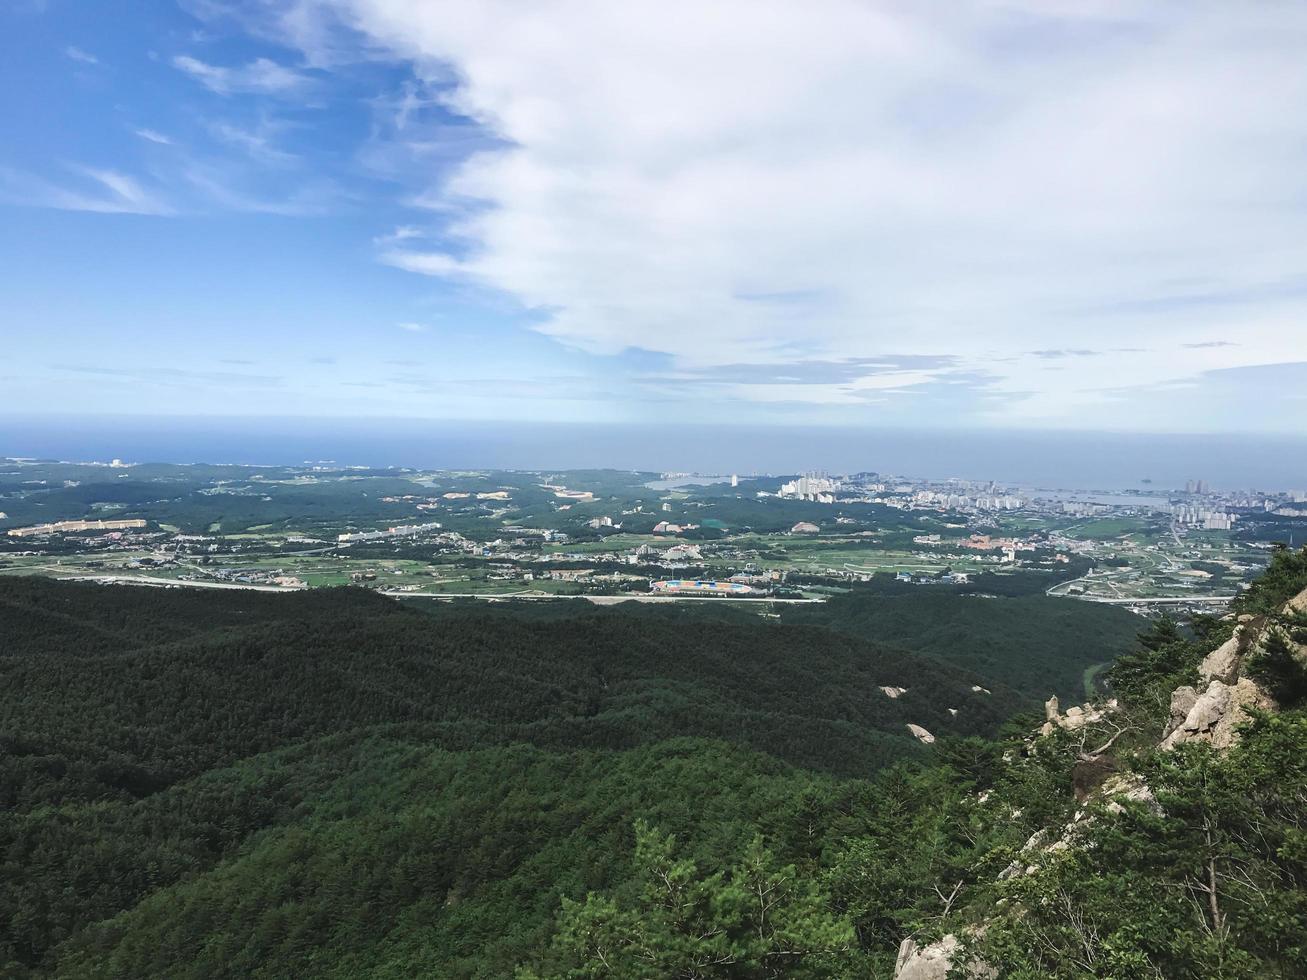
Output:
[
  {"xmin": 173, "ymin": 54, "xmax": 314, "ymax": 96},
  {"xmin": 134, "ymin": 128, "xmax": 173, "ymax": 145},
  {"xmin": 290, "ymin": 1, "xmax": 1307, "ymax": 424},
  {"xmin": 178, "ymin": 160, "xmax": 339, "ymax": 215},
  {"xmin": 64, "ymin": 46, "xmax": 99, "ymax": 65},
  {"xmin": 373, "ymin": 224, "xmax": 422, "ymax": 246},
  {"xmin": 380, "ymin": 249, "xmax": 460, "ymax": 277},
  {"xmin": 208, "ymin": 120, "xmax": 298, "ymax": 165},
  {"xmin": 0, "ymin": 165, "xmax": 172, "ymax": 215},
  {"xmin": 396, "ymin": 321, "xmax": 426, "ymax": 332}
]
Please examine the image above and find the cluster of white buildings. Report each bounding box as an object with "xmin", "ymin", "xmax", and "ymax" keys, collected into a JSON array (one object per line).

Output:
[
  {"xmin": 895, "ymin": 570, "xmax": 972, "ymax": 585},
  {"xmin": 1060, "ymin": 501, "xmax": 1112, "ymax": 517},
  {"xmin": 910, "ymin": 490, "xmax": 1024, "ymax": 512},
  {"xmin": 653, "ymin": 520, "xmax": 698, "ymax": 534},
  {"xmin": 337, "ymin": 521, "xmax": 443, "ymax": 544},
  {"xmin": 778, "ymin": 474, "xmax": 840, "ymax": 501},
  {"xmin": 1171, "ymin": 504, "xmax": 1235, "ymax": 531},
  {"xmin": 7, "ymin": 518, "xmax": 148, "ymax": 538}
]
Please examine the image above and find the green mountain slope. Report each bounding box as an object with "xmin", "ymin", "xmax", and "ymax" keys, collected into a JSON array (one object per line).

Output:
[
  {"xmin": 1, "ymin": 576, "xmax": 1022, "ymax": 975},
  {"xmin": 10, "ymin": 556, "xmax": 1299, "ymax": 979},
  {"xmin": 781, "ymin": 590, "xmax": 1143, "ymax": 703},
  {"xmin": 39, "ymin": 738, "xmax": 853, "ymax": 979}
]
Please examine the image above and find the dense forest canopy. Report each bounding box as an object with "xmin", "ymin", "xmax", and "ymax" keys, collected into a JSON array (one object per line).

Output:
[{"xmin": 2, "ymin": 550, "xmax": 1305, "ymax": 977}]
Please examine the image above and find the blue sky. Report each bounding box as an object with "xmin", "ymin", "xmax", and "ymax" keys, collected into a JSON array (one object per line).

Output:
[{"xmin": 3, "ymin": 1, "xmax": 1306, "ymax": 433}]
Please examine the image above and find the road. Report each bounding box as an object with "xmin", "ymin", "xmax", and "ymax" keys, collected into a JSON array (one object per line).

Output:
[
  {"xmin": 20, "ymin": 571, "xmax": 825, "ymax": 604},
  {"xmin": 1046, "ymin": 569, "xmax": 1235, "ymax": 607},
  {"xmin": 1076, "ymin": 595, "xmax": 1236, "ymax": 606},
  {"xmin": 385, "ymin": 590, "xmax": 825, "ymax": 605},
  {"xmin": 73, "ymin": 573, "xmax": 307, "ymax": 592}
]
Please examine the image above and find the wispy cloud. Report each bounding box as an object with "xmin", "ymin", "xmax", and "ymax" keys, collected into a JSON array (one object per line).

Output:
[
  {"xmin": 650, "ymin": 355, "xmax": 958, "ymax": 387},
  {"xmin": 373, "ymin": 225, "xmax": 423, "ymax": 247},
  {"xmin": 208, "ymin": 120, "xmax": 298, "ymax": 166},
  {"xmin": 380, "ymin": 250, "xmax": 460, "ymax": 277},
  {"xmin": 50, "ymin": 364, "xmax": 283, "ymax": 387},
  {"xmin": 64, "ymin": 46, "xmax": 99, "ymax": 65},
  {"xmin": 0, "ymin": 165, "xmax": 171, "ymax": 215},
  {"xmin": 173, "ymin": 55, "xmax": 313, "ymax": 96},
  {"xmin": 397, "ymin": 321, "xmax": 427, "ymax": 333},
  {"xmin": 179, "ymin": 160, "xmax": 339, "ymax": 216},
  {"xmin": 134, "ymin": 128, "xmax": 173, "ymax": 145}
]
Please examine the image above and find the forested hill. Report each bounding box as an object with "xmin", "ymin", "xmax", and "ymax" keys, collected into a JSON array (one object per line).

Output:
[
  {"xmin": 0, "ymin": 571, "xmax": 1234, "ymax": 978},
  {"xmin": 780, "ymin": 589, "xmax": 1143, "ymax": 704},
  {"xmin": 1, "ymin": 574, "xmax": 1025, "ymax": 976},
  {"xmin": 1, "ymin": 577, "xmax": 1022, "ymax": 800}
]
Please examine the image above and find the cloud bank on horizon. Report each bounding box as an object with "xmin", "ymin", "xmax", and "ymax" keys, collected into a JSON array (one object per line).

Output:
[{"xmin": 3, "ymin": 0, "xmax": 1307, "ymax": 431}]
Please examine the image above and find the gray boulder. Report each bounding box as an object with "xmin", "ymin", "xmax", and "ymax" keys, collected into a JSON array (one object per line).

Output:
[
  {"xmin": 1161, "ymin": 678, "xmax": 1275, "ymax": 751},
  {"xmin": 1163, "ymin": 685, "xmax": 1199, "ymax": 739},
  {"xmin": 894, "ymin": 936, "xmax": 995, "ymax": 980},
  {"xmin": 1199, "ymin": 633, "xmax": 1242, "ymax": 684}
]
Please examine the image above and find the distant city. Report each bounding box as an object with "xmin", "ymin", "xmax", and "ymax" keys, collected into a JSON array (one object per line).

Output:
[{"xmin": 2, "ymin": 457, "xmax": 1303, "ymax": 616}]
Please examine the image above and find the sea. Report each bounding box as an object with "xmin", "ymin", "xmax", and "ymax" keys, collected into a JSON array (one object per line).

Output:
[{"xmin": 1, "ymin": 416, "xmax": 1304, "ymax": 493}]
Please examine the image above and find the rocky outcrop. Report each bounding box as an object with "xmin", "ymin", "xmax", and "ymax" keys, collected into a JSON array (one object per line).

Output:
[
  {"xmin": 1099, "ymin": 772, "xmax": 1160, "ymax": 816},
  {"xmin": 1040, "ymin": 695, "xmax": 1115, "ymax": 735},
  {"xmin": 1159, "ymin": 608, "xmax": 1286, "ymax": 752},
  {"xmin": 1161, "ymin": 677, "xmax": 1275, "ymax": 751},
  {"xmin": 890, "ymin": 582, "xmax": 1305, "ymax": 977},
  {"xmin": 996, "ymin": 828, "xmax": 1054, "ymax": 881},
  {"xmin": 880, "ymin": 685, "xmax": 908, "ymax": 699},
  {"xmin": 893, "ymin": 935, "xmax": 995, "ymax": 980},
  {"xmin": 995, "ymin": 768, "xmax": 1162, "ymax": 883},
  {"xmin": 1198, "ymin": 633, "xmax": 1242, "ymax": 685},
  {"xmin": 894, "ymin": 936, "xmax": 957, "ymax": 980},
  {"xmin": 906, "ymin": 724, "xmax": 936, "ymax": 745},
  {"xmin": 1164, "ymin": 685, "xmax": 1199, "ymax": 737}
]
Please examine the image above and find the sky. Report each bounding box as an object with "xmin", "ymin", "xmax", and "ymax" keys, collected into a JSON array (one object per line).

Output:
[{"xmin": 2, "ymin": 0, "xmax": 1306, "ymax": 434}]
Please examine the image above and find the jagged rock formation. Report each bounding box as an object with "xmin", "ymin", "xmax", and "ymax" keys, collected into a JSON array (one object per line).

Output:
[
  {"xmin": 1040, "ymin": 694, "xmax": 1115, "ymax": 735},
  {"xmin": 906, "ymin": 723, "xmax": 936, "ymax": 744},
  {"xmin": 891, "ymin": 583, "xmax": 1307, "ymax": 980},
  {"xmin": 1160, "ymin": 677, "xmax": 1275, "ymax": 750},
  {"xmin": 1160, "ymin": 609, "xmax": 1287, "ymax": 751},
  {"xmin": 993, "ymin": 775, "xmax": 1161, "ymax": 883},
  {"xmin": 893, "ymin": 936, "xmax": 957, "ymax": 980},
  {"xmin": 1198, "ymin": 631, "xmax": 1243, "ymax": 684},
  {"xmin": 1098, "ymin": 772, "xmax": 1159, "ymax": 816},
  {"xmin": 880, "ymin": 685, "xmax": 908, "ymax": 699}
]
